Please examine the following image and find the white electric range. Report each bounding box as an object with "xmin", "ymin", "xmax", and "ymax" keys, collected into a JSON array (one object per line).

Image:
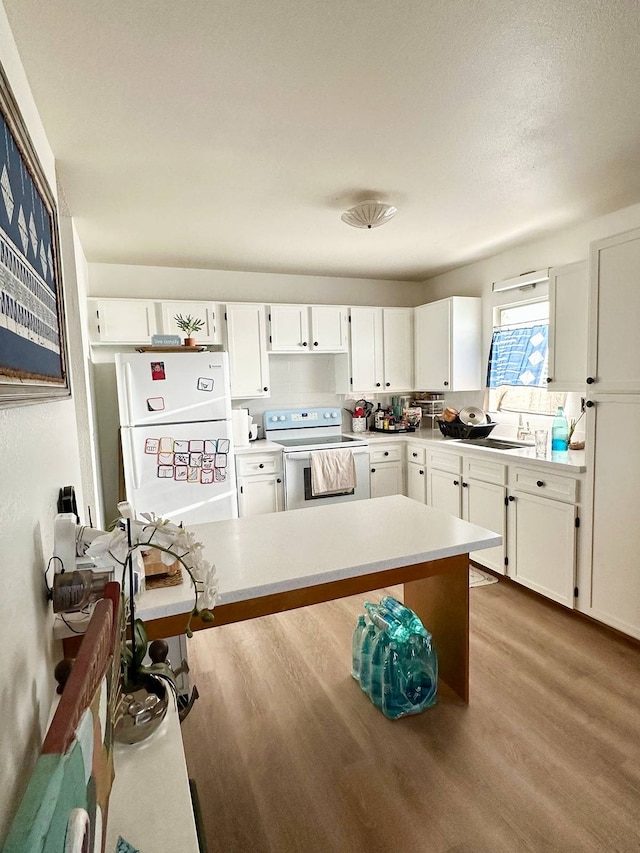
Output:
[{"xmin": 263, "ymin": 406, "xmax": 370, "ymax": 510}]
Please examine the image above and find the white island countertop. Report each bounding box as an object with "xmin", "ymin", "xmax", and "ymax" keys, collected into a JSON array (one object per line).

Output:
[
  {"xmin": 137, "ymin": 494, "xmax": 501, "ymax": 622},
  {"xmin": 55, "ymin": 496, "xmax": 502, "ymax": 637}
]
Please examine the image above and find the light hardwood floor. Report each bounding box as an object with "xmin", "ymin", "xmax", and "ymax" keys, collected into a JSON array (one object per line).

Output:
[{"xmin": 181, "ymin": 579, "xmax": 640, "ymax": 853}]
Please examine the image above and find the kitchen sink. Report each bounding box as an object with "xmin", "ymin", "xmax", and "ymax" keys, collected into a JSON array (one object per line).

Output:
[{"xmin": 458, "ymin": 437, "xmax": 532, "ymax": 450}]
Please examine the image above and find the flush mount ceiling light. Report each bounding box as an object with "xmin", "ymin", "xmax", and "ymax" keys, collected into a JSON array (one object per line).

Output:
[{"xmin": 341, "ymin": 200, "xmax": 397, "ymax": 229}]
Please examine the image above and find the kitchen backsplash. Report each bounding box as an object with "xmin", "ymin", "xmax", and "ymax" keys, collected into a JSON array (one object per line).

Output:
[{"xmin": 234, "ymin": 355, "xmax": 586, "ymax": 443}]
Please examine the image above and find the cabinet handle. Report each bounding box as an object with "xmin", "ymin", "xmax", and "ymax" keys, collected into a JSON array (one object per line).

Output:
[
  {"xmin": 585, "ymin": 400, "xmax": 595, "ymax": 408},
  {"xmin": 313, "ymin": 341, "xmax": 319, "ymax": 347},
  {"xmin": 462, "ymin": 481, "xmax": 468, "ymax": 488},
  {"xmin": 385, "ymin": 382, "xmax": 390, "ymax": 387},
  {"xmin": 508, "ymin": 495, "xmax": 515, "ymax": 502},
  {"xmin": 259, "ymin": 463, "xmax": 265, "ymax": 469},
  {"xmin": 412, "ymin": 452, "xmax": 418, "ymax": 457},
  {"xmin": 263, "ymin": 387, "xmax": 268, "ymax": 392},
  {"xmin": 443, "ymin": 381, "xmax": 449, "ymax": 386},
  {"xmin": 384, "ymin": 451, "xmax": 389, "ymax": 457},
  {"xmin": 453, "ymin": 479, "xmax": 459, "ymax": 486},
  {"xmin": 586, "ymin": 376, "xmax": 595, "ymax": 384},
  {"xmin": 376, "ymin": 382, "xmax": 381, "ymax": 387},
  {"xmin": 546, "ymin": 377, "xmax": 553, "ymax": 383},
  {"xmin": 536, "ymin": 480, "xmax": 544, "ymax": 487},
  {"xmin": 276, "ymin": 478, "xmax": 282, "ymax": 483},
  {"xmin": 302, "ymin": 341, "xmax": 308, "ymax": 347},
  {"xmin": 371, "ymin": 468, "xmax": 376, "ymax": 473},
  {"xmin": 419, "ymin": 469, "xmax": 424, "ymax": 475}
]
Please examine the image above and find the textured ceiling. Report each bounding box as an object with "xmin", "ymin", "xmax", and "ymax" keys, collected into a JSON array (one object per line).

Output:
[{"xmin": 5, "ymin": 0, "xmax": 640, "ymax": 282}]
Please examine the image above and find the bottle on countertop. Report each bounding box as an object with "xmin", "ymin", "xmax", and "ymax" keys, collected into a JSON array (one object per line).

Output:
[{"xmin": 551, "ymin": 406, "xmax": 569, "ymax": 451}]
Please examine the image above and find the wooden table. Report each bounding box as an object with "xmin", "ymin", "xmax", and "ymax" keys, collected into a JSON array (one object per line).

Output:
[{"xmin": 138, "ymin": 494, "xmax": 501, "ymax": 703}]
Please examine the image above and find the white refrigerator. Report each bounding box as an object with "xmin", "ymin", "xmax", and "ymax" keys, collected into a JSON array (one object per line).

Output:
[{"xmin": 115, "ymin": 351, "xmax": 238, "ymax": 525}]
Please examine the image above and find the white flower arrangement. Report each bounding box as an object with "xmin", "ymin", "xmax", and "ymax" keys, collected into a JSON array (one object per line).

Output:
[{"xmin": 86, "ymin": 512, "xmax": 218, "ymax": 636}]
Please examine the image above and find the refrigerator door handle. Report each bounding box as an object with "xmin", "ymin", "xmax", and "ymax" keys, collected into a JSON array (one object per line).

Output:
[
  {"xmin": 123, "ymin": 362, "xmax": 135, "ymax": 426},
  {"xmin": 132, "ymin": 442, "xmax": 141, "ymax": 491}
]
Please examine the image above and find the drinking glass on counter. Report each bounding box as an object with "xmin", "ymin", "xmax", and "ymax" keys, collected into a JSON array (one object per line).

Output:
[{"xmin": 534, "ymin": 429, "xmax": 548, "ymax": 458}]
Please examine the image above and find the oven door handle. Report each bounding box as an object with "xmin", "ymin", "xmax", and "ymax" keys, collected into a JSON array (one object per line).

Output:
[{"xmin": 284, "ymin": 446, "xmax": 369, "ymax": 461}]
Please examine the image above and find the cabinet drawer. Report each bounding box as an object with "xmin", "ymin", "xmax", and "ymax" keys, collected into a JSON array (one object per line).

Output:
[
  {"xmin": 406, "ymin": 443, "xmax": 426, "ymax": 465},
  {"xmin": 236, "ymin": 453, "xmax": 281, "ymax": 477},
  {"xmin": 370, "ymin": 443, "xmax": 403, "ymax": 463},
  {"xmin": 463, "ymin": 455, "xmax": 506, "ymax": 486},
  {"xmin": 510, "ymin": 466, "xmax": 578, "ymax": 503},
  {"xmin": 427, "ymin": 449, "xmax": 462, "ymax": 475}
]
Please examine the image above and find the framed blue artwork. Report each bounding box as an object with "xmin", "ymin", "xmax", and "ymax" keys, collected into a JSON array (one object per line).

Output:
[{"xmin": 0, "ymin": 61, "xmax": 70, "ymax": 406}]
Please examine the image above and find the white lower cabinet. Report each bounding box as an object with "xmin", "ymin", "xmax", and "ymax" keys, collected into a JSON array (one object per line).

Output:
[
  {"xmin": 426, "ymin": 449, "xmax": 462, "ymax": 516},
  {"xmin": 406, "ymin": 443, "xmax": 427, "ymax": 503},
  {"xmin": 462, "ymin": 456, "xmax": 507, "ymax": 575},
  {"xmin": 236, "ymin": 452, "xmax": 283, "ymax": 517},
  {"xmin": 506, "ymin": 467, "xmax": 578, "ymax": 607},
  {"xmin": 370, "ymin": 442, "xmax": 404, "ymax": 498},
  {"xmin": 423, "ymin": 447, "xmax": 578, "ymax": 596}
]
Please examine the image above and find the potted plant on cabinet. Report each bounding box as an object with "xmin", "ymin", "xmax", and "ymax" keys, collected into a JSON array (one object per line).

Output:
[{"xmin": 173, "ymin": 313, "xmax": 205, "ymax": 347}]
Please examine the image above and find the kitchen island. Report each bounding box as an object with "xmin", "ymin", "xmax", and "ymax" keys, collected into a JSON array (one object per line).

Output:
[{"xmin": 137, "ymin": 494, "xmax": 501, "ymax": 702}]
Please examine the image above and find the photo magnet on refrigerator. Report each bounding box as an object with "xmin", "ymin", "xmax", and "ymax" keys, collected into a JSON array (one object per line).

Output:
[
  {"xmin": 146, "ymin": 397, "xmax": 165, "ymax": 411},
  {"xmin": 151, "ymin": 361, "xmax": 166, "ymax": 380},
  {"xmin": 197, "ymin": 377, "xmax": 214, "ymax": 392}
]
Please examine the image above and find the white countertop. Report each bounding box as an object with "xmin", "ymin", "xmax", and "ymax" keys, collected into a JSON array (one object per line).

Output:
[
  {"xmin": 344, "ymin": 429, "xmax": 587, "ymax": 473},
  {"xmin": 105, "ymin": 697, "xmax": 200, "ymax": 853},
  {"xmin": 191, "ymin": 494, "xmax": 501, "ymax": 604},
  {"xmin": 57, "ymin": 495, "xmax": 502, "ymax": 635},
  {"xmin": 234, "ymin": 439, "xmax": 283, "ymax": 454}
]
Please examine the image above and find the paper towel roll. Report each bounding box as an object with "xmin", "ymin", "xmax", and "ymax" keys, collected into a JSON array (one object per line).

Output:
[{"xmin": 232, "ymin": 409, "xmax": 250, "ymax": 447}]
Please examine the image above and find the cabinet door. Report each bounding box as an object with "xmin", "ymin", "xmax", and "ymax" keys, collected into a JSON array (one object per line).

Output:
[
  {"xmin": 370, "ymin": 461, "xmax": 404, "ymax": 498},
  {"xmin": 310, "ymin": 306, "xmax": 348, "ymax": 352},
  {"xmin": 269, "ymin": 305, "xmax": 309, "ymax": 352},
  {"xmin": 383, "ymin": 308, "xmax": 413, "ymax": 390},
  {"xmin": 160, "ymin": 301, "xmax": 222, "ymax": 343},
  {"xmin": 406, "ymin": 462, "xmax": 427, "ymax": 503},
  {"xmin": 225, "ymin": 304, "xmax": 270, "ymax": 398},
  {"xmin": 508, "ymin": 490, "xmax": 576, "ymax": 607},
  {"xmin": 463, "ymin": 478, "xmax": 506, "ymax": 574},
  {"xmin": 350, "ymin": 307, "xmax": 384, "ymax": 391},
  {"xmin": 92, "ymin": 299, "xmax": 158, "ymax": 343},
  {"xmin": 414, "ymin": 300, "xmax": 451, "ymax": 390},
  {"xmin": 588, "ymin": 228, "xmax": 640, "ymax": 392},
  {"xmin": 427, "ymin": 468, "xmax": 461, "ymax": 518},
  {"xmin": 547, "ymin": 261, "xmax": 588, "ymax": 391},
  {"xmin": 237, "ymin": 474, "xmax": 283, "ymax": 516},
  {"xmin": 584, "ymin": 395, "xmax": 640, "ymax": 639}
]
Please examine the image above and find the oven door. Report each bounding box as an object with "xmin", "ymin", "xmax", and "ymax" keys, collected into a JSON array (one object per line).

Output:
[{"xmin": 282, "ymin": 446, "xmax": 370, "ymax": 511}]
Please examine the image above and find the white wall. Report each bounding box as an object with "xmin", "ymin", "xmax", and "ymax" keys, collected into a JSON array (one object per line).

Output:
[
  {"xmin": 88, "ymin": 262, "xmax": 422, "ymax": 307},
  {"xmin": 0, "ymin": 7, "xmax": 85, "ymax": 842}
]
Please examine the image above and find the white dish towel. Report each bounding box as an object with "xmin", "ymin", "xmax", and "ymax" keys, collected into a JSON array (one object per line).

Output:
[{"xmin": 310, "ymin": 448, "xmax": 356, "ymax": 496}]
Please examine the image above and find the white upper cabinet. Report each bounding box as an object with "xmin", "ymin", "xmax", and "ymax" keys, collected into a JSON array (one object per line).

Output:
[
  {"xmin": 160, "ymin": 301, "xmax": 223, "ymax": 344},
  {"xmin": 588, "ymin": 227, "xmax": 640, "ymax": 393},
  {"xmin": 547, "ymin": 261, "xmax": 588, "ymax": 391},
  {"xmin": 381, "ymin": 308, "xmax": 414, "ymax": 390},
  {"xmin": 225, "ymin": 303, "xmax": 271, "ymax": 399},
  {"xmin": 269, "ymin": 304, "xmax": 348, "ymax": 353},
  {"xmin": 346, "ymin": 306, "xmax": 413, "ymax": 393},
  {"xmin": 89, "ymin": 298, "xmax": 158, "ymax": 343},
  {"xmin": 414, "ymin": 297, "xmax": 482, "ymax": 392}
]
